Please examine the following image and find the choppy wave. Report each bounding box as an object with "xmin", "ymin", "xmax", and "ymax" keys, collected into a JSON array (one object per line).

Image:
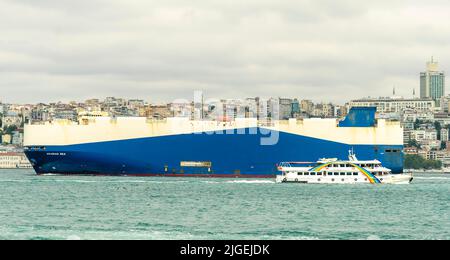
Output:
[
  {"xmin": 66, "ymin": 235, "xmax": 81, "ymax": 240},
  {"xmin": 414, "ymin": 176, "xmax": 450, "ymax": 180},
  {"xmin": 39, "ymin": 179, "xmax": 190, "ymax": 184},
  {"xmin": 1, "ymin": 169, "xmax": 449, "ymax": 240},
  {"xmin": 225, "ymin": 180, "xmax": 275, "ymax": 184},
  {"xmin": 0, "ymin": 180, "xmax": 32, "ymax": 183},
  {"xmin": 201, "ymin": 180, "xmax": 275, "ymax": 184}
]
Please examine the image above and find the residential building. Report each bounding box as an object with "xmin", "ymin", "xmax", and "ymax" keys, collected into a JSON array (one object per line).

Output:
[
  {"xmin": 300, "ymin": 100, "xmax": 314, "ymax": 115},
  {"xmin": 54, "ymin": 109, "xmax": 78, "ymax": 121},
  {"xmin": 348, "ymin": 98, "xmax": 435, "ymax": 113},
  {"xmin": 1, "ymin": 135, "xmax": 12, "ymax": 144},
  {"xmin": 11, "ymin": 131, "xmax": 24, "ymax": 146},
  {"xmin": 0, "ymin": 152, "xmax": 32, "ymax": 169},
  {"xmin": 404, "ymin": 147, "xmax": 419, "ymax": 155},
  {"xmin": 441, "ymin": 128, "xmax": 449, "ymax": 142},
  {"xmin": 1, "ymin": 111, "xmax": 22, "ymax": 128},
  {"xmin": 279, "ymin": 98, "xmax": 293, "ymax": 120},
  {"xmin": 411, "ymin": 129, "xmax": 438, "ymax": 143}
]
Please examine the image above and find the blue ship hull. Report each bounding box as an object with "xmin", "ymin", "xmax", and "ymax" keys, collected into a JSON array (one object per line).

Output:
[{"xmin": 24, "ymin": 128, "xmax": 404, "ymax": 177}]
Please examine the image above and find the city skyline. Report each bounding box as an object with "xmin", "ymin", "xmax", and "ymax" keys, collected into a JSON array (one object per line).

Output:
[
  {"xmin": 0, "ymin": 87, "xmax": 446, "ymax": 107},
  {"xmin": 1, "ymin": 1, "xmax": 450, "ymax": 104}
]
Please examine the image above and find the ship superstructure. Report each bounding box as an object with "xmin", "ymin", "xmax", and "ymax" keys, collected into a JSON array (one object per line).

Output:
[{"xmin": 276, "ymin": 150, "xmax": 413, "ymax": 184}]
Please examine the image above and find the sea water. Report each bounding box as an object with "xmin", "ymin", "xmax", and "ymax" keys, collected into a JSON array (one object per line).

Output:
[{"xmin": 0, "ymin": 170, "xmax": 448, "ymax": 240}]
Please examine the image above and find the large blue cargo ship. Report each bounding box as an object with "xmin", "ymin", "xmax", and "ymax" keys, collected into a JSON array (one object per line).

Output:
[{"xmin": 24, "ymin": 107, "xmax": 404, "ymax": 177}]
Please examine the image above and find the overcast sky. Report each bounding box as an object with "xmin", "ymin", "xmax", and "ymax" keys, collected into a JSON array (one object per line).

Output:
[{"xmin": 0, "ymin": 0, "xmax": 449, "ymax": 104}]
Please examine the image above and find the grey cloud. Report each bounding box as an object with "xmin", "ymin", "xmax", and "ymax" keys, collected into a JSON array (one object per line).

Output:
[{"xmin": 0, "ymin": 0, "xmax": 449, "ymax": 104}]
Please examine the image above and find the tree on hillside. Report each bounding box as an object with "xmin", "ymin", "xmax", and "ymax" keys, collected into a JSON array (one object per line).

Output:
[
  {"xmin": 404, "ymin": 154, "xmax": 442, "ymax": 170},
  {"xmin": 407, "ymin": 139, "xmax": 421, "ymax": 149},
  {"xmin": 3, "ymin": 125, "xmax": 18, "ymax": 135},
  {"xmin": 435, "ymin": 121, "xmax": 442, "ymax": 140},
  {"xmin": 414, "ymin": 119, "xmax": 421, "ymax": 130}
]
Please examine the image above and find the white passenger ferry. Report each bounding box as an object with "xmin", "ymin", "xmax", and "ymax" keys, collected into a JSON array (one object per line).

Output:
[{"xmin": 276, "ymin": 151, "xmax": 413, "ymax": 184}]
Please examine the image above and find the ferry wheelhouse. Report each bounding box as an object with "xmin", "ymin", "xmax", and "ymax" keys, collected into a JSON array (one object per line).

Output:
[{"xmin": 276, "ymin": 151, "xmax": 413, "ymax": 184}]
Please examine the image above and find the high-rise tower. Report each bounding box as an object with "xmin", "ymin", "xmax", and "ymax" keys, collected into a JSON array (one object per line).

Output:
[{"xmin": 420, "ymin": 57, "xmax": 445, "ymax": 103}]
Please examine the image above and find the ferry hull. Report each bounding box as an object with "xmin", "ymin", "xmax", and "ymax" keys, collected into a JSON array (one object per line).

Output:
[
  {"xmin": 276, "ymin": 173, "xmax": 414, "ymax": 184},
  {"xmin": 25, "ymin": 129, "xmax": 403, "ymax": 177}
]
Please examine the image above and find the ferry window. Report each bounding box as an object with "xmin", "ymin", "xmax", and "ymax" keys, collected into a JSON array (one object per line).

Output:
[
  {"xmin": 353, "ymin": 173, "xmax": 358, "ymax": 176},
  {"xmin": 340, "ymin": 164, "xmax": 345, "ymax": 167},
  {"xmin": 328, "ymin": 173, "xmax": 333, "ymax": 176},
  {"xmin": 311, "ymin": 172, "xmax": 316, "ymax": 176},
  {"xmin": 347, "ymin": 173, "xmax": 352, "ymax": 176},
  {"xmin": 332, "ymin": 179, "xmax": 335, "ymax": 182},
  {"xmin": 297, "ymin": 173, "xmax": 303, "ymax": 176},
  {"xmin": 317, "ymin": 172, "xmax": 323, "ymax": 176},
  {"xmin": 341, "ymin": 179, "xmax": 345, "ymax": 182},
  {"xmin": 304, "ymin": 172, "xmax": 310, "ymax": 176},
  {"xmin": 386, "ymin": 150, "xmax": 393, "ymax": 153},
  {"xmin": 340, "ymin": 173, "xmax": 345, "ymax": 176},
  {"xmin": 334, "ymin": 172, "xmax": 339, "ymax": 176}
]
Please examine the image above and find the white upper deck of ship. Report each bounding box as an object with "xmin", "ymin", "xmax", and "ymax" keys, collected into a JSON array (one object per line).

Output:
[{"xmin": 24, "ymin": 116, "xmax": 403, "ymax": 146}]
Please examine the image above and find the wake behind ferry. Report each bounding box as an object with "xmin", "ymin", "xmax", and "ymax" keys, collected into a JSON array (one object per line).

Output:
[
  {"xmin": 23, "ymin": 107, "xmax": 404, "ymax": 177},
  {"xmin": 276, "ymin": 150, "xmax": 413, "ymax": 184}
]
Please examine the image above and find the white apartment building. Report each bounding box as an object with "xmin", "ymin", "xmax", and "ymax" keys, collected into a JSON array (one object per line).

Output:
[
  {"xmin": 402, "ymin": 109, "xmax": 435, "ymax": 122},
  {"xmin": 348, "ymin": 98, "xmax": 435, "ymax": 113},
  {"xmin": 411, "ymin": 129, "xmax": 438, "ymax": 142},
  {"xmin": 441, "ymin": 129, "xmax": 449, "ymax": 142}
]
